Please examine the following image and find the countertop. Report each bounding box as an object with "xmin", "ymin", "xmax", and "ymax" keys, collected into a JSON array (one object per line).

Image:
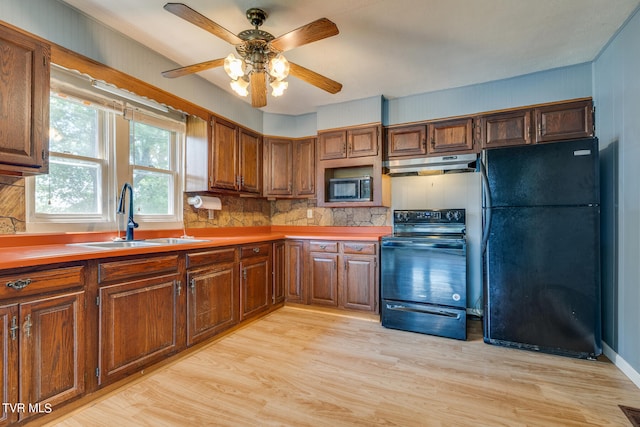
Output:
[{"xmin": 0, "ymin": 226, "xmax": 391, "ymax": 271}]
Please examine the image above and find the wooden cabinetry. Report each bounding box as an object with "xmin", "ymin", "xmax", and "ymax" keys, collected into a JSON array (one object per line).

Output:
[
  {"xmin": 480, "ymin": 110, "xmax": 532, "ymax": 149},
  {"xmin": 428, "ymin": 118, "xmax": 475, "ymax": 154},
  {"xmin": 96, "ymin": 255, "xmax": 180, "ymax": 385},
  {"xmin": 272, "ymin": 241, "xmax": 285, "ymax": 305},
  {"xmin": 308, "ymin": 240, "xmax": 378, "ymax": 312},
  {"xmin": 285, "ymin": 240, "xmax": 308, "ymax": 304},
  {"xmin": 318, "ymin": 125, "xmax": 379, "ymax": 160},
  {"xmin": 185, "ymin": 248, "xmax": 238, "ymax": 347},
  {"xmin": 534, "ymin": 100, "xmax": 594, "ymax": 143},
  {"xmin": 386, "ymin": 125, "xmax": 427, "ymax": 158},
  {"xmin": 239, "ymin": 243, "xmax": 271, "ymax": 321},
  {"xmin": 210, "ymin": 117, "xmax": 261, "ymax": 194},
  {"xmin": 0, "ymin": 265, "xmax": 85, "ymax": 425},
  {"xmin": 0, "ymin": 23, "xmax": 50, "ymax": 176},
  {"xmin": 263, "ymin": 137, "xmax": 315, "ymax": 198}
]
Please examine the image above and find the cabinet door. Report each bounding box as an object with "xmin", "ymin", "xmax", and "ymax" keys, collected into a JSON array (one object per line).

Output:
[
  {"xmin": 98, "ymin": 274, "xmax": 178, "ymax": 385},
  {"xmin": 272, "ymin": 241, "xmax": 286, "ymax": 305},
  {"xmin": 534, "ymin": 100, "xmax": 594, "ymax": 143},
  {"xmin": 187, "ymin": 263, "xmax": 238, "ymax": 346},
  {"xmin": 0, "ymin": 305, "xmax": 19, "ymax": 427},
  {"xmin": 294, "ymin": 138, "xmax": 316, "ymax": 196},
  {"xmin": 285, "ymin": 240, "xmax": 307, "ymax": 303},
  {"xmin": 347, "ymin": 126, "xmax": 379, "ymax": 158},
  {"xmin": 20, "ymin": 291, "xmax": 85, "ymax": 418},
  {"xmin": 210, "ymin": 118, "xmax": 238, "ymax": 190},
  {"xmin": 342, "ymin": 255, "xmax": 377, "ymax": 312},
  {"xmin": 429, "ymin": 118, "xmax": 475, "ymax": 154},
  {"xmin": 481, "ymin": 110, "xmax": 532, "ymax": 149},
  {"xmin": 309, "ymin": 253, "xmax": 339, "ymax": 307},
  {"xmin": 0, "ymin": 24, "xmax": 50, "ymax": 175},
  {"xmin": 318, "ymin": 130, "xmax": 347, "ymax": 160},
  {"xmin": 264, "ymin": 138, "xmax": 293, "ymax": 196},
  {"xmin": 240, "ymin": 257, "xmax": 271, "ymax": 320},
  {"xmin": 239, "ymin": 128, "xmax": 261, "ymax": 194},
  {"xmin": 387, "ymin": 125, "xmax": 427, "ymax": 158}
]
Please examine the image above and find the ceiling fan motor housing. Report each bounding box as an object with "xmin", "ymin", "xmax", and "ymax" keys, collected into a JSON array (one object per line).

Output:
[{"xmin": 246, "ymin": 8, "xmax": 267, "ymax": 28}]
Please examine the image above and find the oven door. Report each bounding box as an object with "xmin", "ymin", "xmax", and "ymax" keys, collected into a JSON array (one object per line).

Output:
[{"xmin": 381, "ymin": 236, "xmax": 467, "ymax": 308}]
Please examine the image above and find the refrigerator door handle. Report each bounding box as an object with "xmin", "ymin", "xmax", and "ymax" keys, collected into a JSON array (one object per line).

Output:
[{"xmin": 480, "ymin": 155, "xmax": 492, "ymax": 254}]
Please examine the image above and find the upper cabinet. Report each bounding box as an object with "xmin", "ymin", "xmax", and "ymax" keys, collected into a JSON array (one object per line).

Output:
[
  {"xmin": 263, "ymin": 137, "xmax": 315, "ymax": 198},
  {"xmin": 210, "ymin": 117, "xmax": 261, "ymax": 195},
  {"xmin": 428, "ymin": 117, "xmax": 475, "ymax": 155},
  {"xmin": 480, "ymin": 110, "xmax": 532, "ymax": 149},
  {"xmin": 534, "ymin": 100, "xmax": 594, "ymax": 143},
  {"xmin": 0, "ymin": 23, "xmax": 50, "ymax": 176},
  {"xmin": 386, "ymin": 125, "xmax": 427, "ymax": 158},
  {"xmin": 318, "ymin": 125, "xmax": 379, "ymax": 160}
]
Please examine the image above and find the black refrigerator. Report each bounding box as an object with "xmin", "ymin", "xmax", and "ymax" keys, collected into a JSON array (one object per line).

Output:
[{"xmin": 482, "ymin": 138, "xmax": 602, "ymax": 359}]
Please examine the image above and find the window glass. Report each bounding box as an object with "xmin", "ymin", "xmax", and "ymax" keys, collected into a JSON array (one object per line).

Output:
[
  {"xmin": 49, "ymin": 96, "xmax": 99, "ymax": 157},
  {"xmin": 133, "ymin": 169, "xmax": 172, "ymax": 215},
  {"xmin": 130, "ymin": 121, "xmax": 171, "ymax": 169},
  {"xmin": 35, "ymin": 157, "xmax": 101, "ymax": 214}
]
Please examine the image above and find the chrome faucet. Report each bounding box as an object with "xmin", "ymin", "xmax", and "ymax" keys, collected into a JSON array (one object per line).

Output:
[{"xmin": 117, "ymin": 182, "xmax": 138, "ymax": 241}]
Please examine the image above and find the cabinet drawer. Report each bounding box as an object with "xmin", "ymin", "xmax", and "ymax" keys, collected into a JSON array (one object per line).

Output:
[
  {"xmin": 240, "ymin": 243, "xmax": 272, "ymax": 259},
  {"xmin": 187, "ymin": 248, "xmax": 236, "ymax": 269},
  {"xmin": 342, "ymin": 242, "xmax": 377, "ymax": 255},
  {"xmin": 309, "ymin": 241, "xmax": 338, "ymax": 253},
  {"xmin": 0, "ymin": 265, "xmax": 84, "ymax": 299},
  {"xmin": 98, "ymin": 255, "xmax": 179, "ymax": 284}
]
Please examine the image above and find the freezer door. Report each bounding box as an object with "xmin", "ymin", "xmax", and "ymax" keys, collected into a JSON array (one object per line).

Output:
[
  {"xmin": 484, "ymin": 205, "xmax": 602, "ymax": 358},
  {"xmin": 486, "ymin": 138, "xmax": 599, "ymax": 207}
]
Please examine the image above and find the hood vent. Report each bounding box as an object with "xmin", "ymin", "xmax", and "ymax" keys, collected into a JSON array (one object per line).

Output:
[{"xmin": 384, "ymin": 153, "xmax": 478, "ymax": 175}]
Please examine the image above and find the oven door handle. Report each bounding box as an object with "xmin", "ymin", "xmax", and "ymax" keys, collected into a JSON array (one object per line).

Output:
[
  {"xmin": 385, "ymin": 304, "xmax": 462, "ymax": 318},
  {"xmin": 382, "ymin": 240, "xmax": 465, "ymax": 250}
]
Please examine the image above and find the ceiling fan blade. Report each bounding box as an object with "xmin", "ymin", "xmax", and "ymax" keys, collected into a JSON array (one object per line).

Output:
[
  {"xmin": 269, "ymin": 18, "xmax": 338, "ymax": 52},
  {"xmin": 164, "ymin": 3, "xmax": 242, "ymax": 45},
  {"xmin": 162, "ymin": 58, "xmax": 225, "ymax": 78},
  {"xmin": 250, "ymin": 72, "xmax": 267, "ymax": 108},
  {"xmin": 288, "ymin": 62, "xmax": 342, "ymax": 94}
]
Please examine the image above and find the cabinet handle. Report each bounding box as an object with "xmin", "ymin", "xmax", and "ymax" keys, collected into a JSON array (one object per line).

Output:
[
  {"xmin": 253, "ymin": 247, "xmax": 260, "ymax": 254},
  {"xmin": 175, "ymin": 280, "xmax": 182, "ymax": 296},
  {"xmin": 422, "ymin": 139, "xmax": 426, "ymax": 150},
  {"xmin": 23, "ymin": 314, "xmax": 32, "ymax": 338},
  {"xmin": 241, "ymin": 176, "xmax": 245, "ymax": 186},
  {"xmin": 9, "ymin": 316, "xmax": 18, "ymax": 341},
  {"xmin": 320, "ymin": 244, "xmax": 327, "ymax": 250},
  {"xmin": 354, "ymin": 246, "xmax": 363, "ymax": 251},
  {"xmin": 431, "ymin": 137, "xmax": 435, "ymax": 148},
  {"xmin": 243, "ymin": 268, "xmax": 247, "ymax": 281},
  {"xmin": 190, "ymin": 278, "xmax": 196, "ymax": 295},
  {"xmin": 6, "ymin": 278, "xmax": 31, "ymax": 291}
]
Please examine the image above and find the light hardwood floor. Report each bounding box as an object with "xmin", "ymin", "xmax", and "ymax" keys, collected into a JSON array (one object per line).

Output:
[{"xmin": 43, "ymin": 306, "xmax": 640, "ymax": 426}]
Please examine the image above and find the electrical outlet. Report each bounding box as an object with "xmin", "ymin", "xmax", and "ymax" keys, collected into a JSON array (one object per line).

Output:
[{"xmin": 307, "ymin": 209, "xmax": 313, "ymax": 219}]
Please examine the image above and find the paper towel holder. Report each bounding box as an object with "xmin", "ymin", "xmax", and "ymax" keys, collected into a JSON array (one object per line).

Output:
[{"xmin": 187, "ymin": 195, "xmax": 222, "ymax": 219}]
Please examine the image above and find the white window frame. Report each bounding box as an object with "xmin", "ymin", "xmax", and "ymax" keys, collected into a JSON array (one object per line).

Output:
[{"xmin": 26, "ymin": 67, "xmax": 186, "ymax": 234}]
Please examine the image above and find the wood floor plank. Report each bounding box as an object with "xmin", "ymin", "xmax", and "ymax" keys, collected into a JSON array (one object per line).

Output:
[{"xmin": 43, "ymin": 306, "xmax": 640, "ymax": 426}]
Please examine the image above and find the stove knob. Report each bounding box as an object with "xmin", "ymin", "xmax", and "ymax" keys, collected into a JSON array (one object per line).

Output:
[
  {"xmin": 445, "ymin": 211, "xmax": 453, "ymax": 221},
  {"xmin": 453, "ymin": 210, "xmax": 462, "ymax": 221}
]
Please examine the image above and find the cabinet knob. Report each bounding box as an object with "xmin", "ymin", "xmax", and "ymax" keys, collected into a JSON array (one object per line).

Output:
[{"xmin": 253, "ymin": 247, "xmax": 260, "ymax": 253}]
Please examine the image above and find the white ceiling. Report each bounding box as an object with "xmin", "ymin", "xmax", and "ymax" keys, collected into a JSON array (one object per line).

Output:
[{"xmin": 61, "ymin": 0, "xmax": 639, "ymax": 116}]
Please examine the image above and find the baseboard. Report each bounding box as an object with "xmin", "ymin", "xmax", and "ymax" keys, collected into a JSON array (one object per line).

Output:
[{"xmin": 603, "ymin": 341, "xmax": 640, "ymax": 389}]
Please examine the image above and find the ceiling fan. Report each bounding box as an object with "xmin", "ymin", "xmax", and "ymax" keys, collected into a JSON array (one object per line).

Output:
[{"xmin": 161, "ymin": 3, "xmax": 343, "ymax": 108}]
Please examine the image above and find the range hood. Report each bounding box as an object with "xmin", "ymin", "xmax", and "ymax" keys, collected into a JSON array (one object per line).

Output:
[{"xmin": 384, "ymin": 153, "xmax": 478, "ymax": 175}]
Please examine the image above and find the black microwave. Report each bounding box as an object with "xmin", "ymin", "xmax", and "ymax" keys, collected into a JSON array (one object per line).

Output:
[{"xmin": 328, "ymin": 176, "xmax": 372, "ymax": 202}]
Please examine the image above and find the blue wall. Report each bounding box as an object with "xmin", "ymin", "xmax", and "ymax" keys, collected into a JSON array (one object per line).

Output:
[{"xmin": 594, "ymin": 5, "xmax": 640, "ymax": 376}]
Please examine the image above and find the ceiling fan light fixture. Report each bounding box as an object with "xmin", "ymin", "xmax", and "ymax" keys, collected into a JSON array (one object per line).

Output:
[
  {"xmin": 270, "ymin": 79, "xmax": 288, "ymax": 97},
  {"xmin": 224, "ymin": 53, "xmax": 245, "ymax": 80},
  {"xmin": 230, "ymin": 77, "xmax": 249, "ymax": 97},
  {"xmin": 268, "ymin": 54, "xmax": 290, "ymax": 81}
]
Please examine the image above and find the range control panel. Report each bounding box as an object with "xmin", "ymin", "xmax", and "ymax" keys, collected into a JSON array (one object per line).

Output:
[{"xmin": 393, "ymin": 209, "xmax": 465, "ymax": 225}]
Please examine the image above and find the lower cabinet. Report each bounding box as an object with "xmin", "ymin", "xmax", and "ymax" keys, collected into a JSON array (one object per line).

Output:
[
  {"xmin": 186, "ymin": 248, "xmax": 238, "ymax": 347},
  {"xmin": 272, "ymin": 241, "xmax": 285, "ymax": 305},
  {"xmin": 97, "ymin": 255, "xmax": 180, "ymax": 386},
  {"xmin": 239, "ymin": 243, "xmax": 272, "ymax": 321},
  {"xmin": 285, "ymin": 240, "xmax": 308, "ymax": 303},
  {"xmin": 0, "ymin": 265, "xmax": 85, "ymax": 426},
  {"xmin": 308, "ymin": 240, "xmax": 379, "ymax": 313}
]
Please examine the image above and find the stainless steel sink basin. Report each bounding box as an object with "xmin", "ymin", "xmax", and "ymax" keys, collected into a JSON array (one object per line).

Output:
[
  {"xmin": 70, "ymin": 240, "xmax": 162, "ymax": 249},
  {"xmin": 144, "ymin": 237, "xmax": 210, "ymax": 244}
]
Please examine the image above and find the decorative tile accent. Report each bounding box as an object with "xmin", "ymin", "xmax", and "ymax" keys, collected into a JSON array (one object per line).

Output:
[{"xmin": 0, "ymin": 178, "xmax": 26, "ymax": 234}]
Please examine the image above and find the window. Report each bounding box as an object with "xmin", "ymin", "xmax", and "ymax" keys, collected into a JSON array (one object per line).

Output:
[{"xmin": 26, "ymin": 69, "xmax": 185, "ymax": 233}]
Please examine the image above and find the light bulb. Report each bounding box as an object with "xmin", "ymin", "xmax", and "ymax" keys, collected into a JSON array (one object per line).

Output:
[
  {"xmin": 268, "ymin": 54, "xmax": 290, "ymax": 81},
  {"xmin": 270, "ymin": 80, "xmax": 288, "ymax": 97},
  {"xmin": 230, "ymin": 78, "xmax": 249, "ymax": 97},
  {"xmin": 224, "ymin": 53, "xmax": 245, "ymax": 80}
]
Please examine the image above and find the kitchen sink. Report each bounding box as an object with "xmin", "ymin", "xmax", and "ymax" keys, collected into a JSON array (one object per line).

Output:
[
  {"xmin": 69, "ymin": 237, "xmax": 210, "ymax": 250},
  {"xmin": 143, "ymin": 237, "xmax": 210, "ymax": 244}
]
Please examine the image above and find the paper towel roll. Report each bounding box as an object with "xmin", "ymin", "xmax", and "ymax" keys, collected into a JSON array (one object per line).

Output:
[{"xmin": 187, "ymin": 195, "xmax": 222, "ymax": 210}]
